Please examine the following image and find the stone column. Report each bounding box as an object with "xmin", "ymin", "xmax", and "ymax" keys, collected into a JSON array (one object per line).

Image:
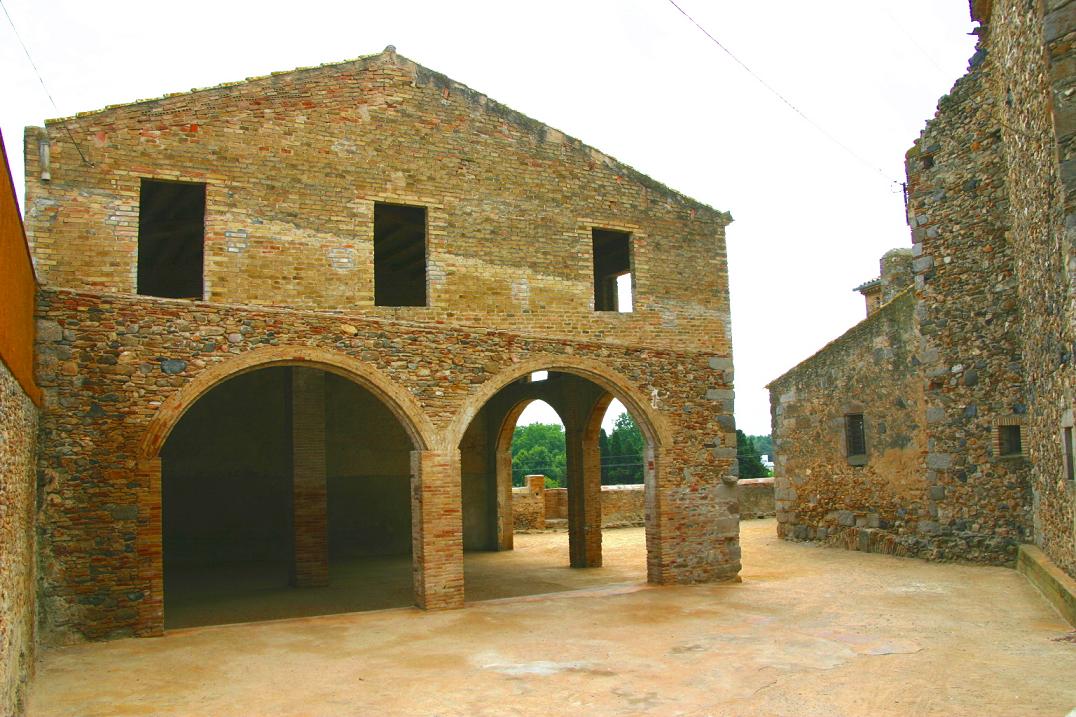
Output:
[
  {"xmin": 566, "ymin": 424, "xmax": 602, "ymax": 567},
  {"xmin": 411, "ymin": 449, "xmax": 464, "ymax": 609},
  {"xmin": 136, "ymin": 456, "xmax": 164, "ymax": 636},
  {"xmin": 290, "ymin": 368, "xmax": 329, "ymax": 588}
]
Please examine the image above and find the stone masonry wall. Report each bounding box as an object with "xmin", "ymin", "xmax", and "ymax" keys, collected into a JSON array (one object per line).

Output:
[
  {"xmin": 34, "ymin": 287, "xmax": 740, "ymax": 642},
  {"xmin": 904, "ymin": 39, "xmax": 1032, "ymax": 564},
  {"xmin": 23, "ymin": 48, "xmax": 731, "ymax": 355},
  {"xmin": 770, "ymin": 291, "xmax": 932, "ymax": 554},
  {"xmin": 988, "ymin": 0, "xmax": 1076, "ymax": 577},
  {"xmin": 0, "ymin": 360, "xmax": 38, "ymax": 716}
]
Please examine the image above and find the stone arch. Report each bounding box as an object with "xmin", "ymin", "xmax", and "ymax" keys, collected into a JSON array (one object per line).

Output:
[
  {"xmin": 138, "ymin": 344, "xmax": 436, "ymax": 459},
  {"xmin": 443, "ymin": 355, "xmax": 672, "ymax": 452}
]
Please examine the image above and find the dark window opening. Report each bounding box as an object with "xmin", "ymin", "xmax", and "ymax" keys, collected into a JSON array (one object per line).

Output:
[
  {"xmin": 1064, "ymin": 427, "xmax": 1074, "ymax": 482},
  {"xmin": 592, "ymin": 228, "xmax": 632, "ymax": 312},
  {"xmin": 374, "ymin": 203, "xmax": 427, "ymax": 307},
  {"xmin": 999, "ymin": 425, "xmax": 1022, "ymax": 457},
  {"xmin": 137, "ymin": 179, "xmax": 206, "ymax": 299},
  {"xmin": 845, "ymin": 413, "xmax": 866, "ymax": 462}
]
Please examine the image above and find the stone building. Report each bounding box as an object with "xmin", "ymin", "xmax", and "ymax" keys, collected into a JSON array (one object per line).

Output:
[
  {"xmin": 769, "ymin": 1, "xmax": 1076, "ymax": 588},
  {"xmin": 14, "ymin": 45, "xmax": 739, "ymax": 655}
]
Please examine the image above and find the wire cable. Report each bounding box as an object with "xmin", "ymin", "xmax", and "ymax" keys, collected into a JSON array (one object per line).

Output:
[
  {"xmin": 664, "ymin": 0, "xmax": 898, "ymax": 188},
  {"xmin": 1, "ymin": 0, "xmax": 92, "ymax": 166}
]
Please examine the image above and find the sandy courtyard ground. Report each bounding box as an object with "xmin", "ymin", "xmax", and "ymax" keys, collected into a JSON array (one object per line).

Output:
[{"xmin": 27, "ymin": 520, "xmax": 1076, "ymax": 716}]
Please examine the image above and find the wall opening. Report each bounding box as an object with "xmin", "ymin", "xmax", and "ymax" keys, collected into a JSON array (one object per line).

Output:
[
  {"xmin": 374, "ymin": 202, "xmax": 427, "ymax": 307},
  {"xmin": 598, "ymin": 399, "xmax": 644, "ymax": 485},
  {"xmin": 592, "ymin": 228, "xmax": 632, "ymax": 312},
  {"xmin": 457, "ymin": 370, "xmax": 653, "ymax": 602},
  {"xmin": 845, "ymin": 413, "xmax": 866, "ymax": 464},
  {"xmin": 161, "ymin": 366, "xmax": 414, "ymax": 629},
  {"xmin": 137, "ymin": 178, "xmax": 205, "ymax": 299},
  {"xmin": 998, "ymin": 424, "xmax": 1023, "ymax": 457},
  {"xmin": 1064, "ymin": 426, "xmax": 1074, "ymax": 482}
]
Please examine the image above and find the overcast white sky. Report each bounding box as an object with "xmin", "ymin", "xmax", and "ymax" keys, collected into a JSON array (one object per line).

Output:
[{"xmin": 1, "ymin": 0, "xmax": 977, "ymax": 436}]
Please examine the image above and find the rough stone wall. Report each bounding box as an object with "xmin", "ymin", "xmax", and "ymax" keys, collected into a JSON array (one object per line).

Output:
[
  {"xmin": 737, "ymin": 477, "xmax": 775, "ymax": 519},
  {"xmin": 903, "ymin": 39, "xmax": 1033, "ymax": 563},
  {"xmin": 599, "ymin": 485, "xmax": 645, "ymax": 527},
  {"xmin": 511, "ymin": 476, "xmax": 546, "ymax": 531},
  {"xmin": 769, "ymin": 291, "xmax": 934, "ymax": 553},
  {"xmin": 988, "ymin": 0, "xmax": 1076, "ymax": 577},
  {"xmin": 34, "ymin": 288, "xmax": 740, "ymax": 642},
  {"xmin": 23, "ymin": 48, "xmax": 731, "ymax": 354},
  {"xmin": 0, "ymin": 359, "xmax": 38, "ymax": 716}
]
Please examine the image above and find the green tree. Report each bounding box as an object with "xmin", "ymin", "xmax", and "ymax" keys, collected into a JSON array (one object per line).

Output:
[
  {"xmin": 511, "ymin": 422, "xmax": 566, "ymax": 486},
  {"xmin": 748, "ymin": 434, "xmax": 773, "ymax": 457},
  {"xmin": 737, "ymin": 430, "xmax": 768, "ymax": 479},
  {"xmin": 601, "ymin": 412, "xmax": 644, "ymax": 484}
]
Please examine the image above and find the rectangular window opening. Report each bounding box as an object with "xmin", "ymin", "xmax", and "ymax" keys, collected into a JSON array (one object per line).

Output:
[
  {"xmin": 592, "ymin": 228, "xmax": 632, "ymax": 312},
  {"xmin": 529, "ymin": 370, "xmax": 549, "ymax": 382},
  {"xmin": 845, "ymin": 413, "xmax": 866, "ymax": 463},
  {"xmin": 1064, "ymin": 426, "xmax": 1075, "ymax": 482},
  {"xmin": 374, "ymin": 202, "xmax": 427, "ymax": 307},
  {"xmin": 137, "ymin": 179, "xmax": 206, "ymax": 299},
  {"xmin": 998, "ymin": 424, "xmax": 1023, "ymax": 457}
]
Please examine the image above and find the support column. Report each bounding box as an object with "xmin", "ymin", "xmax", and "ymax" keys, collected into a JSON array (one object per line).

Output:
[
  {"xmin": 495, "ymin": 436, "xmax": 515, "ymax": 550},
  {"xmin": 566, "ymin": 424, "xmax": 602, "ymax": 567},
  {"xmin": 135, "ymin": 456, "xmax": 164, "ymax": 636},
  {"xmin": 290, "ymin": 367, "xmax": 329, "ymax": 587},
  {"xmin": 411, "ymin": 449, "xmax": 465, "ymax": 609}
]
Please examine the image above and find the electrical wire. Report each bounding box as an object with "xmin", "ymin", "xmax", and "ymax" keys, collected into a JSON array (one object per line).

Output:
[
  {"xmin": 664, "ymin": 0, "xmax": 899, "ymax": 189},
  {"xmin": 1, "ymin": 0, "xmax": 92, "ymax": 166}
]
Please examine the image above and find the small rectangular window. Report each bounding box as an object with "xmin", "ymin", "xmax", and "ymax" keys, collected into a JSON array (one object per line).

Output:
[
  {"xmin": 845, "ymin": 413, "xmax": 866, "ymax": 462},
  {"xmin": 137, "ymin": 179, "xmax": 205, "ymax": 299},
  {"xmin": 998, "ymin": 425, "xmax": 1022, "ymax": 457},
  {"xmin": 592, "ymin": 228, "xmax": 632, "ymax": 312},
  {"xmin": 374, "ymin": 202, "xmax": 427, "ymax": 307},
  {"xmin": 1064, "ymin": 427, "xmax": 1074, "ymax": 482}
]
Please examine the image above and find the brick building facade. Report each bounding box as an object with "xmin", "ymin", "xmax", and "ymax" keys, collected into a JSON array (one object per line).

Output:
[
  {"xmin": 22, "ymin": 47, "xmax": 740, "ymax": 643},
  {"xmin": 769, "ymin": 1, "xmax": 1076, "ymax": 580}
]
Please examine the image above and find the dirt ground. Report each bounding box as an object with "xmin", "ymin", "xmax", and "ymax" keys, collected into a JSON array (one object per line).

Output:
[{"xmin": 27, "ymin": 520, "xmax": 1076, "ymax": 716}]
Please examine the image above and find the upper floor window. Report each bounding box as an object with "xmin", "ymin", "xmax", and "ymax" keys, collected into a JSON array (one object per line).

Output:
[
  {"xmin": 993, "ymin": 417, "xmax": 1025, "ymax": 460},
  {"xmin": 137, "ymin": 179, "xmax": 205, "ymax": 299},
  {"xmin": 845, "ymin": 413, "xmax": 866, "ymax": 465},
  {"xmin": 374, "ymin": 202, "xmax": 427, "ymax": 307},
  {"xmin": 592, "ymin": 228, "xmax": 633, "ymax": 312}
]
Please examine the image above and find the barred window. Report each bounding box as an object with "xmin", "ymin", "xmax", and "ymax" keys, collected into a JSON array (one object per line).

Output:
[{"xmin": 845, "ymin": 413, "xmax": 866, "ymax": 462}]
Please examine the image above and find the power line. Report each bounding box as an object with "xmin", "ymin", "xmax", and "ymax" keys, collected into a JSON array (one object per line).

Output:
[
  {"xmin": 1, "ymin": 0, "xmax": 92, "ymax": 166},
  {"xmin": 664, "ymin": 0, "xmax": 899, "ymax": 188}
]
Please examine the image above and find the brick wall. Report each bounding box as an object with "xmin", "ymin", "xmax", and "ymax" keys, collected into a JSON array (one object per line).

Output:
[
  {"xmin": 23, "ymin": 49, "xmax": 732, "ymax": 355},
  {"xmin": 0, "ymin": 360, "xmax": 38, "ymax": 715}
]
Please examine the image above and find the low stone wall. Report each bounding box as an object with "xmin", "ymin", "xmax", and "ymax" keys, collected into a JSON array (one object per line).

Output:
[
  {"xmin": 515, "ymin": 482, "xmax": 646, "ymax": 529},
  {"xmin": 0, "ymin": 360, "xmax": 38, "ymax": 716},
  {"xmin": 512, "ymin": 475, "xmax": 546, "ymax": 531},
  {"xmin": 600, "ymin": 484, "xmax": 645, "ymax": 527},
  {"xmin": 738, "ymin": 477, "xmax": 774, "ymax": 519}
]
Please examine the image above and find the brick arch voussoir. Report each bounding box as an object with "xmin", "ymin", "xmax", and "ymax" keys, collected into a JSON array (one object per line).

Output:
[
  {"xmin": 443, "ymin": 355, "xmax": 673, "ymax": 451},
  {"xmin": 137, "ymin": 345, "xmax": 436, "ymax": 458}
]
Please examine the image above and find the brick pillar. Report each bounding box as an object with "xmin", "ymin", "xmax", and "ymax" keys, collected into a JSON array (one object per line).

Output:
[
  {"xmin": 411, "ymin": 449, "xmax": 464, "ymax": 610},
  {"xmin": 136, "ymin": 457, "xmax": 164, "ymax": 636},
  {"xmin": 566, "ymin": 425, "xmax": 602, "ymax": 567},
  {"xmin": 290, "ymin": 368, "xmax": 329, "ymax": 588},
  {"xmin": 496, "ymin": 439, "xmax": 514, "ymax": 551}
]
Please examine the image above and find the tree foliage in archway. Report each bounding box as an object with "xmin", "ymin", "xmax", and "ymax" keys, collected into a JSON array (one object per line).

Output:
[
  {"xmin": 737, "ymin": 430, "xmax": 769, "ymax": 479},
  {"xmin": 600, "ymin": 411, "xmax": 644, "ymax": 484},
  {"xmin": 511, "ymin": 423, "xmax": 566, "ymax": 486}
]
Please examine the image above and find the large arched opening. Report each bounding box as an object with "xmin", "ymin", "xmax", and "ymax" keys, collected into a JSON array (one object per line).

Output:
[
  {"xmin": 451, "ymin": 360, "xmax": 667, "ymax": 601},
  {"xmin": 137, "ymin": 347, "xmax": 436, "ymax": 631}
]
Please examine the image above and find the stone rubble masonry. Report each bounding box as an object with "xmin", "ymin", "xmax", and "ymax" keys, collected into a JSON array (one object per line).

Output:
[
  {"xmin": 511, "ymin": 476, "xmax": 546, "ymax": 531},
  {"xmin": 986, "ymin": 0, "xmax": 1076, "ymax": 579},
  {"xmin": 26, "ymin": 47, "xmax": 739, "ymax": 642},
  {"xmin": 737, "ymin": 478, "xmax": 775, "ymax": 520},
  {"xmin": 769, "ymin": 1, "xmax": 1076, "ymax": 578},
  {"xmin": 512, "ymin": 482, "xmax": 648, "ymax": 530},
  {"xmin": 0, "ymin": 359, "xmax": 38, "ymax": 717}
]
